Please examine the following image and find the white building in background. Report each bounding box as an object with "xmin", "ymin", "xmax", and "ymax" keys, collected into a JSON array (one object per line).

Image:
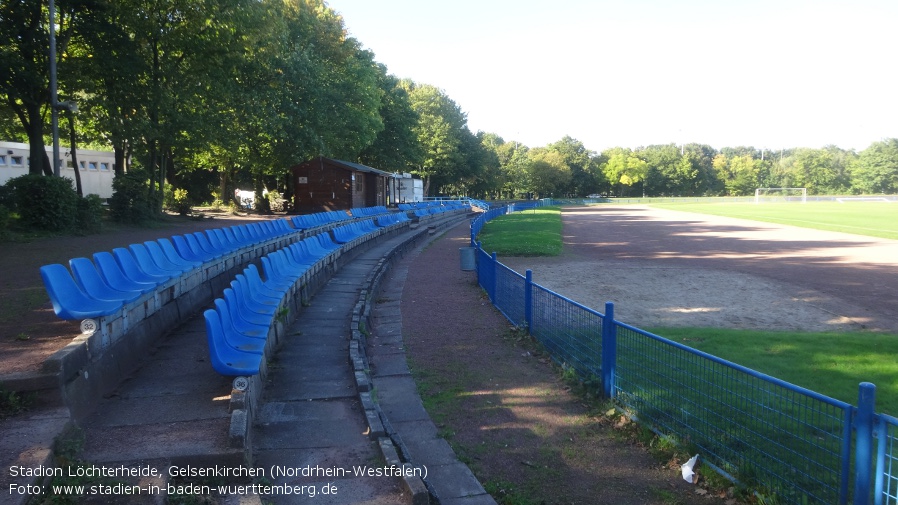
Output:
[{"xmin": 0, "ymin": 141, "xmax": 116, "ymax": 199}]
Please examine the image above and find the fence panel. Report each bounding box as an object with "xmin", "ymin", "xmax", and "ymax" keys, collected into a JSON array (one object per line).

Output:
[
  {"xmin": 614, "ymin": 323, "xmax": 852, "ymax": 505},
  {"xmin": 493, "ymin": 261, "xmax": 526, "ymax": 326},
  {"xmin": 530, "ymin": 283, "xmax": 603, "ymax": 380},
  {"xmin": 876, "ymin": 414, "xmax": 898, "ymax": 505}
]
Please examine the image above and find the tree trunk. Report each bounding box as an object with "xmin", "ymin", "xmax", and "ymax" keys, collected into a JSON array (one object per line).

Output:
[
  {"xmin": 113, "ymin": 141, "xmax": 126, "ymax": 177},
  {"xmin": 24, "ymin": 102, "xmax": 51, "ymax": 176},
  {"xmin": 67, "ymin": 111, "xmax": 82, "ymax": 197},
  {"xmin": 219, "ymin": 169, "xmax": 229, "ymax": 205}
]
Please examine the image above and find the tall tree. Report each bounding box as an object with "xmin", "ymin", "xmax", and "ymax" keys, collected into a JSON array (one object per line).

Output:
[
  {"xmin": 602, "ymin": 147, "xmax": 648, "ymax": 196},
  {"xmin": 526, "ymin": 148, "xmax": 571, "ymax": 198},
  {"xmin": 402, "ymin": 81, "xmax": 473, "ymax": 196},
  {"xmin": 0, "ymin": 0, "xmax": 83, "ymax": 175},
  {"xmin": 358, "ymin": 67, "xmax": 421, "ymax": 172},
  {"xmin": 851, "ymin": 139, "xmax": 898, "ymax": 194},
  {"xmin": 546, "ymin": 136, "xmax": 593, "ymax": 196}
]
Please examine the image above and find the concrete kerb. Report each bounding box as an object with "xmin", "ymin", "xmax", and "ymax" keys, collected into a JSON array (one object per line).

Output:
[{"xmin": 348, "ymin": 211, "xmax": 474, "ymax": 505}]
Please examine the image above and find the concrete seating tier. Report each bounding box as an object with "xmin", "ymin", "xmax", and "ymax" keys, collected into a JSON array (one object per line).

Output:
[{"xmin": 34, "ymin": 205, "xmax": 468, "ymax": 419}]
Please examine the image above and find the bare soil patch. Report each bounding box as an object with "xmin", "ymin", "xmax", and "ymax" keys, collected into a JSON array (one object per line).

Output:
[{"xmin": 502, "ymin": 205, "xmax": 898, "ymax": 334}]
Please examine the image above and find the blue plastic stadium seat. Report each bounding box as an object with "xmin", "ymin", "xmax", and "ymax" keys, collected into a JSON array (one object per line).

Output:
[
  {"xmin": 137, "ymin": 242, "xmax": 193, "ymax": 275},
  {"xmin": 81, "ymin": 255, "xmax": 156, "ymax": 295},
  {"xmin": 152, "ymin": 239, "xmax": 202, "ymax": 270},
  {"xmin": 93, "ymin": 251, "xmax": 163, "ymax": 290},
  {"xmin": 214, "ymin": 298, "xmax": 268, "ymax": 340},
  {"xmin": 40, "ymin": 264, "xmax": 123, "ymax": 319},
  {"xmin": 69, "ymin": 258, "xmax": 143, "ymax": 304},
  {"xmin": 242, "ymin": 266, "xmax": 287, "ymax": 301},
  {"xmin": 112, "ymin": 247, "xmax": 172, "ymax": 284},
  {"xmin": 203, "ymin": 309, "xmax": 262, "ymax": 376},
  {"xmin": 245, "ymin": 263, "xmax": 292, "ymax": 294},
  {"xmin": 230, "ymin": 279, "xmax": 277, "ymax": 317},
  {"xmin": 223, "ymin": 287, "xmax": 271, "ymax": 327}
]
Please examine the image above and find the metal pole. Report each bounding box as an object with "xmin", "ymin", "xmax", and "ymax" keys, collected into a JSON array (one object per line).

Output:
[{"xmin": 49, "ymin": 0, "xmax": 60, "ymax": 176}]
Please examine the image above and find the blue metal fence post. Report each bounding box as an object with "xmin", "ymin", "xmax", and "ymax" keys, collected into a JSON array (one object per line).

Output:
[
  {"xmin": 601, "ymin": 301, "xmax": 616, "ymax": 399},
  {"xmin": 490, "ymin": 252, "xmax": 498, "ymax": 303},
  {"xmin": 855, "ymin": 382, "xmax": 876, "ymax": 505},
  {"xmin": 524, "ymin": 270, "xmax": 533, "ymax": 333}
]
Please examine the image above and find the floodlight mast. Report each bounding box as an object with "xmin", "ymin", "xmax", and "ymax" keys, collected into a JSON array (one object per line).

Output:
[{"xmin": 49, "ymin": 0, "xmax": 60, "ymax": 177}]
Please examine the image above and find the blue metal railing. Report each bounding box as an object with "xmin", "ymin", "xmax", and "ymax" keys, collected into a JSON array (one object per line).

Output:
[{"xmin": 469, "ymin": 205, "xmax": 895, "ymax": 505}]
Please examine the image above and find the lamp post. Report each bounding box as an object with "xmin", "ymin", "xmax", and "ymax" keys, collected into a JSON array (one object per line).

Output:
[
  {"xmin": 48, "ymin": 0, "xmax": 77, "ymax": 177},
  {"xmin": 48, "ymin": 0, "xmax": 60, "ymax": 176}
]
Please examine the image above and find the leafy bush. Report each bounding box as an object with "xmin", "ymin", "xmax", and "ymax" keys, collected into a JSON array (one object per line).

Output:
[
  {"xmin": 267, "ymin": 190, "xmax": 286, "ymax": 212},
  {"xmin": 75, "ymin": 194, "xmax": 104, "ymax": 233},
  {"xmin": 163, "ymin": 187, "xmax": 192, "ymax": 215},
  {"xmin": 109, "ymin": 170, "xmax": 156, "ymax": 224},
  {"xmin": 6, "ymin": 174, "xmax": 78, "ymax": 231},
  {"xmin": 0, "ymin": 205, "xmax": 9, "ymax": 233},
  {"xmin": 0, "ymin": 184, "xmax": 15, "ymax": 212}
]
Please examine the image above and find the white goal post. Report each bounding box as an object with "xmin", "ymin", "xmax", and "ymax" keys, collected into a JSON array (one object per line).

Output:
[{"xmin": 754, "ymin": 187, "xmax": 807, "ymax": 204}]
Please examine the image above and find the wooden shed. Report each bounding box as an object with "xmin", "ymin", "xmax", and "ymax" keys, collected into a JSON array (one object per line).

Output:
[{"xmin": 290, "ymin": 157, "xmax": 392, "ymax": 213}]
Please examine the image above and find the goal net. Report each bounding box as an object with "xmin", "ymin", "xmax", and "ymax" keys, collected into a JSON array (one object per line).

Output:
[{"xmin": 754, "ymin": 187, "xmax": 807, "ymax": 204}]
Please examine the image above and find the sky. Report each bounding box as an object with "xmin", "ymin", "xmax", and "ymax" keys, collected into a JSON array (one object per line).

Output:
[{"xmin": 326, "ymin": 0, "xmax": 898, "ymax": 153}]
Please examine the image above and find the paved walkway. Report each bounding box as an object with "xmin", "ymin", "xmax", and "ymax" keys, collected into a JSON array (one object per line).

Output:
[
  {"xmin": 367, "ymin": 224, "xmax": 497, "ymax": 505},
  {"xmin": 251, "ymin": 236, "xmax": 411, "ymax": 504}
]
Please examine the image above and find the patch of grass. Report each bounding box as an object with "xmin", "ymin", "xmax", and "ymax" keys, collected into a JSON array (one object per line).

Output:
[
  {"xmin": 650, "ymin": 200, "xmax": 898, "ymax": 240},
  {"xmin": 483, "ymin": 479, "xmax": 543, "ymax": 505},
  {"xmin": 477, "ymin": 207, "xmax": 562, "ymax": 256},
  {"xmin": 652, "ymin": 327, "xmax": 898, "ymax": 415},
  {"xmin": 0, "ymin": 383, "xmax": 33, "ymax": 418}
]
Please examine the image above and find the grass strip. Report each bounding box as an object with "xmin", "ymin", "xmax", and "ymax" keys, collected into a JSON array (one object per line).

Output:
[
  {"xmin": 649, "ymin": 201, "xmax": 898, "ymax": 240},
  {"xmin": 476, "ymin": 206, "xmax": 562, "ymax": 256},
  {"xmin": 650, "ymin": 327, "xmax": 898, "ymax": 416}
]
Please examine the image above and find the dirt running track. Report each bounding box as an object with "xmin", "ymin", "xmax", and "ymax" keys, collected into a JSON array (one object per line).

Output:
[{"xmin": 501, "ymin": 205, "xmax": 898, "ymax": 334}]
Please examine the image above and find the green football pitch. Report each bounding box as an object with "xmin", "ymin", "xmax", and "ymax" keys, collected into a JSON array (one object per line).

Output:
[{"xmin": 649, "ymin": 200, "xmax": 898, "ymax": 240}]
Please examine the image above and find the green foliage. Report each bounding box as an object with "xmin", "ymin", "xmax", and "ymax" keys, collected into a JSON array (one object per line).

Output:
[
  {"xmin": 109, "ymin": 170, "xmax": 157, "ymax": 224},
  {"xmin": 6, "ymin": 174, "xmax": 79, "ymax": 231},
  {"xmin": 0, "ymin": 205, "xmax": 9, "ymax": 234},
  {"xmin": 0, "ymin": 383, "xmax": 32, "ymax": 418},
  {"xmin": 75, "ymin": 194, "xmax": 104, "ymax": 233},
  {"xmin": 477, "ymin": 207, "xmax": 563, "ymax": 256},
  {"xmin": 163, "ymin": 187, "xmax": 192, "ymax": 215}
]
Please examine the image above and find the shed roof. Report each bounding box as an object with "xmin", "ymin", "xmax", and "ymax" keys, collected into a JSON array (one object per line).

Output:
[{"xmin": 305, "ymin": 157, "xmax": 394, "ymax": 178}]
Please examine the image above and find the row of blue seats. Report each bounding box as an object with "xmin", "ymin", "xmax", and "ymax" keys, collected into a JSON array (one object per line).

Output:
[
  {"xmin": 289, "ymin": 210, "xmax": 351, "ymax": 231},
  {"xmin": 375, "ymin": 212, "xmax": 411, "ymax": 228},
  {"xmin": 204, "ymin": 232, "xmax": 343, "ymax": 376},
  {"xmin": 331, "ymin": 218, "xmax": 380, "ymax": 245},
  {"xmin": 350, "ymin": 206, "xmax": 389, "ymax": 218},
  {"xmin": 398, "ymin": 201, "xmax": 470, "ymax": 211},
  {"xmin": 413, "ymin": 205, "xmax": 465, "ymax": 218},
  {"xmin": 40, "ymin": 219, "xmax": 295, "ymax": 321}
]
